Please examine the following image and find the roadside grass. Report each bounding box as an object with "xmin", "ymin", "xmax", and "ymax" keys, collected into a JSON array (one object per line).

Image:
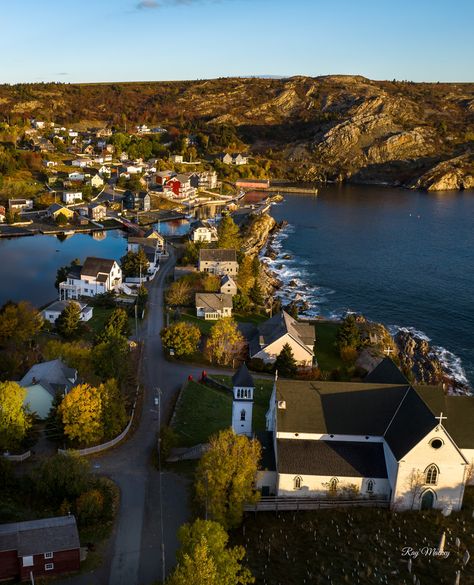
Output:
[
  {"xmin": 84, "ymin": 307, "xmax": 135, "ymax": 341},
  {"xmin": 209, "ymin": 375, "xmax": 273, "ymax": 432},
  {"xmin": 232, "ymin": 494, "xmax": 474, "ymax": 585},
  {"xmin": 172, "ymin": 381, "xmax": 232, "ymax": 447}
]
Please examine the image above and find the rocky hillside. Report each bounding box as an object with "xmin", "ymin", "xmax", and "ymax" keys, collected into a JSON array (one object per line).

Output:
[{"xmin": 1, "ymin": 76, "xmax": 473, "ymax": 189}]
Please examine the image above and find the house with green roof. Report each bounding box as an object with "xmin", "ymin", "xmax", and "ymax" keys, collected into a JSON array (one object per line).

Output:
[{"xmin": 260, "ymin": 360, "xmax": 474, "ymax": 511}]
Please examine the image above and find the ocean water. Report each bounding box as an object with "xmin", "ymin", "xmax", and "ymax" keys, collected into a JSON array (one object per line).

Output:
[{"xmin": 267, "ymin": 185, "xmax": 474, "ymax": 386}]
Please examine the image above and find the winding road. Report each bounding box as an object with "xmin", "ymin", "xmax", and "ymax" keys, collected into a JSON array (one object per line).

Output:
[{"xmin": 59, "ymin": 249, "xmax": 215, "ymax": 585}]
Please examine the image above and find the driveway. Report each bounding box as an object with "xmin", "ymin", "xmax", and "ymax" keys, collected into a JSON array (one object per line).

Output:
[{"xmin": 57, "ymin": 249, "xmax": 217, "ymax": 585}]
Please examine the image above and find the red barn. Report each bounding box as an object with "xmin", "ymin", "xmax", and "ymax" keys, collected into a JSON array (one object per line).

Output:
[
  {"xmin": 0, "ymin": 516, "xmax": 81, "ymax": 582},
  {"xmin": 235, "ymin": 178, "xmax": 270, "ymax": 190}
]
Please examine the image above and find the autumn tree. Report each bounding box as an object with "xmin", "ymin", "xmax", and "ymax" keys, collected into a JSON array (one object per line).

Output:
[
  {"xmin": 33, "ymin": 452, "xmax": 91, "ymax": 506},
  {"xmin": 237, "ymin": 256, "xmax": 254, "ymax": 294},
  {"xmin": 168, "ymin": 519, "xmax": 254, "ymax": 585},
  {"xmin": 56, "ymin": 302, "xmax": 82, "ymax": 338},
  {"xmin": 195, "ymin": 428, "xmax": 261, "ymax": 529},
  {"xmin": 166, "ymin": 279, "xmax": 193, "ymax": 306},
  {"xmin": 120, "ymin": 248, "xmax": 149, "ymax": 278},
  {"xmin": 217, "ymin": 215, "xmax": 241, "ymax": 249},
  {"xmin": 76, "ymin": 488, "xmax": 105, "ymax": 525},
  {"xmin": 43, "ymin": 340, "xmax": 93, "ymax": 380},
  {"xmin": 161, "ymin": 322, "xmax": 201, "ymax": 357},
  {"xmin": 205, "ymin": 318, "xmax": 245, "ymax": 366},
  {"xmin": 201, "ymin": 274, "xmax": 221, "ymax": 293},
  {"xmin": 275, "ymin": 343, "xmax": 298, "ymax": 377},
  {"xmin": 98, "ymin": 379, "xmax": 127, "ymax": 439},
  {"xmin": 0, "ymin": 301, "xmax": 43, "ymax": 349},
  {"xmin": 92, "ymin": 334, "xmax": 129, "ymax": 381},
  {"xmin": 0, "ymin": 381, "xmax": 31, "ymax": 450},
  {"xmin": 58, "ymin": 384, "xmax": 103, "ymax": 446}
]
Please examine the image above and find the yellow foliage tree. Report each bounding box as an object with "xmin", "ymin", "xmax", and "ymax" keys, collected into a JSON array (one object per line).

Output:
[
  {"xmin": 58, "ymin": 384, "xmax": 103, "ymax": 446},
  {"xmin": 205, "ymin": 318, "xmax": 245, "ymax": 366}
]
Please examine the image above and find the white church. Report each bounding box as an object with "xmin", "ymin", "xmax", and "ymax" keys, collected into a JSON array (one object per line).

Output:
[{"xmin": 231, "ymin": 359, "xmax": 474, "ymax": 511}]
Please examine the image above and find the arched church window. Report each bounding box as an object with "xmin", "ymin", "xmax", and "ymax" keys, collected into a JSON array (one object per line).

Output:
[
  {"xmin": 294, "ymin": 476, "xmax": 302, "ymax": 490},
  {"xmin": 367, "ymin": 479, "xmax": 374, "ymax": 494},
  {"xmin": 425, "ymin": 464, "xmax": 439, "ymax": 485},
  {"xmin": 328, "ymin": 478, "xmax": 338, "ymax": 493},
  {"xmin": 240, "ymin": 409, "xmax": 246, "ymax": 421}
]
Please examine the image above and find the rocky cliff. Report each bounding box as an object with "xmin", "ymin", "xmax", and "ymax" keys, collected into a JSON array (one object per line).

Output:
[{"xmin": 1, "ymin": 75, "xmax": 473, "ymax": 190}]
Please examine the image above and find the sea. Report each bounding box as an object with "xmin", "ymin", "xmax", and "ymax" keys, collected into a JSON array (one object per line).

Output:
[{"xmin": 267, "ymin": 185, "xmax": 474, "ymax": 388}]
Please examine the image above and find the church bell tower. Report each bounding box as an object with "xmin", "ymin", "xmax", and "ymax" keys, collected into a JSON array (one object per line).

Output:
[{"xmin": 231, "ymin": 363, "xmax": 255, "ymax": 436}]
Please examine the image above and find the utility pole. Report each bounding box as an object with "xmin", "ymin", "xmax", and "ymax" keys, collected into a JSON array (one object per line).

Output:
[{"xmin": 155, "ymin": 387, "xmax": 166, "ymax": 583}]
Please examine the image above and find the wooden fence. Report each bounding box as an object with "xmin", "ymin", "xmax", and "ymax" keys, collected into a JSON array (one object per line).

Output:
[{"xmin": 244, "ymin": 496, "xmax": 390, "ymax": 513}]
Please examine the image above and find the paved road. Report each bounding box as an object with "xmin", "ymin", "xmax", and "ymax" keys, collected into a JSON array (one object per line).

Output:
[{"xmin": 58, "ymin": 250, "xmax": 220, "ymax": 585}]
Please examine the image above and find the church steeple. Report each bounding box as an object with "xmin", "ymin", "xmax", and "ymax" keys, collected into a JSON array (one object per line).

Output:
[{"xmin": 231, "ymin": 364, "xmax": 254, "ymax": 436}]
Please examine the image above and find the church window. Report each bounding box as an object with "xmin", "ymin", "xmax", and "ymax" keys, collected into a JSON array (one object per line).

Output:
[
  {"xmin": 425, "ymin": 464, "xmax": 439, "ymax": 485},
  {"xmin": 430, "ymin": 438, "xmax": 443, "ymax": 450},
  {"xmin": 366, "ymin": 479, "xmax": 374, "ymax": 493},
  {"xmin": 328, "ymin": 478, "xmax": 338, "ymax": 493},
  {"xmin": 240, "ymin": 409, "xmax": 246, "ymax": 421},
  {"xmin": 294, "ymin": 476, "xmax": 302, "ymax": 490}
]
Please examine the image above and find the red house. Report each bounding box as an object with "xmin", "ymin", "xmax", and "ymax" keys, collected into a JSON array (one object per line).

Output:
[{"xmin": 0, "ymin": 516, "xmax": 81, "ymax": 582}]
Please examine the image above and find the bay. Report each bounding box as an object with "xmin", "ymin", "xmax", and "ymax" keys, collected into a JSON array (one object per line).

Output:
[{"xmin": 269, "ymin": 185, "xmax": 474, "ymax": 386}]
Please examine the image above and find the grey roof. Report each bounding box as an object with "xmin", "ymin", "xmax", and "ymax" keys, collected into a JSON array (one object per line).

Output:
[
  {"xmin": 195, "ymin": 293, "xmax": 233, "ymax": 311},
  {"xmin": 414, "ymin": 386, "xmax": 474, "ymax": 449},
  {"xmin": 81, "ymin": 256, "xmax": 116, "ymax": 277},
  {"xmin": 365, "ymin": 358, "xmax": 409, "ymax": 385},
  {"xmin": 48, "ymin": 203, "xmax": 68, "ymax": 213},
  {"xmin": 384, "ymin": 387, "xmax": 437, "ymax": 460},
  {"xmin": 277, "ymin": 440, "xmax": 388, "ymax": 478},
  {"xmin": 0, "ymin": 516, "xmax": 80, "ymax": 555},
  {"xmin": 220, "ymin": 275, "xmax": 236, "ymax": 286},
  {"xmin": 20, "ymin": 359, "xmax": 77, "ymax": 398},
  {"xmin": 232, "ymin": 363, "xmax": 255, "ymax": 388},
  {"xmin": 199, "ymin": 248, "xmax": 237, "ymax": 263},
  {"xmin": 250, "ymin": 311, "xmax": 315, "ymax": 358},
  {"xmin": 89, "ymin": 202, "xmax": 106, "ymax": 209},
  {"xmin": 42, "ymin": 300, "xmax": 87, "ymax": 314}
]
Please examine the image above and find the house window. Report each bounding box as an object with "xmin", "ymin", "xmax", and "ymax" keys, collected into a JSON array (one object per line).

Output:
[
  {"xmin": 240, "ymin": 409, "xmax": 246, "ymax": 421},
  {"xmin": 328, "ymin": 478, "xmax": 339, "ymax": 493},
  {"xmin": 294, "ymin": 476, "xmax": 302, "ymax": 490},
  {"xmin": 44, "ymin": 552, "xmax": 53, "ymax": 559},
  {"xmin": 425, "ymin": 464, "xmax": 439, "ymax": 485},
  {"xmin": 366, "ymin": 479, "xmax": 374, "ymax": 494},
  {"xmin": 22, "ymin": 556, "xmax": 34, "ymax": 567},
  {"xmin": 45, "ymin": 563, "xmax": 54, "ymax": 571}
]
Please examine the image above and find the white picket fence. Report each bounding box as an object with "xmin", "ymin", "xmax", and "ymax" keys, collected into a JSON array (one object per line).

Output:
[
  {"xmin": 244, "ymin": 496, "xmax": 390, "ymax": 513},
  {"xmin": 2, "ymin": 450, "xmax": 31, "ymax": 462}
]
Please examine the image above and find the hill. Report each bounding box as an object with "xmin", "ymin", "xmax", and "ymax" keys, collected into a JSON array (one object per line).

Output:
[{"xmin": 1, "ymin": 76, "xmax": 473, "ymax": 188}]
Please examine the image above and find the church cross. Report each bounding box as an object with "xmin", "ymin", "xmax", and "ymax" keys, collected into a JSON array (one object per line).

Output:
[
  {"xmin": 383, "ymin": 347, "xmax": 395, "ymax": 356},
  {"xmin": 436, "ymin": 412, "xmax": 447, "ymax": 426}
]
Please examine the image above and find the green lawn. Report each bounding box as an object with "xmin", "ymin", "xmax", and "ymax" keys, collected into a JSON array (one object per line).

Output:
[
  {"xmin": 85, "ymin": 307, "xmax": 135, "ymax": 340},
  {"xmin": 172, "ymin": 381, "xmax": 232, "ymax": 447},
  {"xmin": 179, "ymin": 311, "xmax": 214, "ymax": 335},
  {"xmin": 314, "ymin": 321, "xmax": 345, "ymax": 372},
  {"xmin": 232, "ymin": 493, "xmax": 474, "ymax": 585}
]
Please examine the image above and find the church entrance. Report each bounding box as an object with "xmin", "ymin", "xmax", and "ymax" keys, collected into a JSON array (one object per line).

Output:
[{"xmin": 420, "ymin": 490, "xmax": 435, "ymax": 510}]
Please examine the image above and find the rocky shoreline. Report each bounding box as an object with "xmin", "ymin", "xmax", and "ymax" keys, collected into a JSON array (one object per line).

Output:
[{"xmin": 251, "ymin": 211, "xmax": 472, "ymax": 394}]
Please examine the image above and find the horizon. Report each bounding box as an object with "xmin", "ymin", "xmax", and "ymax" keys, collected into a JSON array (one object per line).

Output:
[{"xmin": 1, "ymin": 0, "xmax": 473, "ymax": 84}]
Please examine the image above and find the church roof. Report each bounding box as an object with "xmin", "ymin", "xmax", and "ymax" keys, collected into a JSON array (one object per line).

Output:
[
  {"xmin": 277, "ymin": 440, "xmax": 388, "ymax": 478},
  {"xmin": 256, "ymin": 431, "xmax": 276, "ymax": 472},
  {"xmin": 276, "ymin": 380, "xmax": 408, "ymax": 436},
  {"xmin": 365, "ymin": 358, "xmax": 409, "ymax": 385},
  {"xmin": 232, "ymin": 363, "xmax": 255, "ymax": 388},
  {"xmin": 414, "ymin": 386, "xmax": 474, "ymax": 449}
]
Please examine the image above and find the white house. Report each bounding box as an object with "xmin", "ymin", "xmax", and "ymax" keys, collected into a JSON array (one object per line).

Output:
[
  {"xmin": 256, "ymin": 358, "xmax": 474, "ymax": 511},
  {"xmin": 68, "ymin": 171, "xmax": 85, "ymax": 181},
  {"xmin": 195, "ymin": 293, "xmax": 233, "ymax": 320},
  {"xmin": 170, "ymin": 154, "xmax": 184, "ymax": 163},
  {"xmin": 249, "ymin": 311, "xmax": 315, "ymax": 367},
  {"xmin": 190, "ymin": 220, "xmax": 218, "ymax": 243},
  {"xmin": 198, "ymin": 249, "xmax": 239, "ymax": 276},
  {"xmin": 62, "ymin": 191, "xmax": 83, "ymax": 204},
  {"xmin": 19, "ymin": 359, "xmax": 77, "ymax": 419},
  {"xmin": 231, "ymin": 364, "xmax": 255, "ymax": 437},
  {"xmin": 71, "ymin": 159, "xmax": 89, "ymax": 168},
  {"xmin": 41, "ymin": 300, "xmax": 93, "ymax": 324},
  {"xmin": 59, "ymin": 257, "xmax": 122, "ymax": 299},
  {"xmin": 220, "ymin": 275, "xmax": 238, "ymax": 296}
]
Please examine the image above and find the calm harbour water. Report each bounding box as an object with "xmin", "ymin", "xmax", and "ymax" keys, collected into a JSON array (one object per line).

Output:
[{"xmin": 269, "ymin": 185, "xmax": 474, "ymax": 386}]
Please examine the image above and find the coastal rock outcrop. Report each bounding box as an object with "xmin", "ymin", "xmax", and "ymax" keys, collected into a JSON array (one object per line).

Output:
[
  {"xmin": 394, "ymin": 330, "xmax": 444, "ymax": 385},
  {"xmin": 241, "ymin": 212, "xmax": 277, "ymax": 256},
  {"xmin": 410, "ymin": 153, "xmax": 474, "ymax": 191}
]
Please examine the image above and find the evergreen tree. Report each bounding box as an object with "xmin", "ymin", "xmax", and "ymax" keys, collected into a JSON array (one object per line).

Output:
[
  {"xmin": 249, "ymin": 280, "xmax": 264, "ymax": 306},
  {"xmin": 217, "ymin": 215, "xmax": 241, "ymax": 249},
  {"xmin": 56, "ymin": 302, "xmax": 82, "ymax": 338},
  {"xmin": 237, "ymin": 256, "xmax": 254, "ymax": 294},
  {"xmin": 275, "ymin": 343, "xmax": 298, "ymax": 377},
  {"xmin": 120, "ymin": 249, "xmax": 149, "ymax": 278},
  {"xmin": 336, "ymin": 314, "xmax": 361, "ymax": 351}
]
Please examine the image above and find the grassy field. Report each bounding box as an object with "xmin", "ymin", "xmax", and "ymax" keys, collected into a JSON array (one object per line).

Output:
[
  {"xmin": 210, "ymin": 375, "xmax": 273, "ymax": 431},
  {"xmin": 232, "ymin": 491, "xmax": 474, "ymax": 585},
  {"xmin": 85, "ymin": 307, "xmax": 135, "ymax": 340},
  {"xmin": 172, "ymin": 381, "xmax": 232, "ymax": 447}
]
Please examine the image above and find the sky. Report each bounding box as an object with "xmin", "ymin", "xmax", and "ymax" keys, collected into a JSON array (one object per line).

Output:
[{"xmin": 0, "ymin": 0, "xmax": 473, "ymax": 84}]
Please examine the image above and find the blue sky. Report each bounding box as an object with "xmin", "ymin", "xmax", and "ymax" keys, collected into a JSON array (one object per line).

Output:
[{"xmin": 1, "ymin": 0, "xmax": 473, "ymax": 83}]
